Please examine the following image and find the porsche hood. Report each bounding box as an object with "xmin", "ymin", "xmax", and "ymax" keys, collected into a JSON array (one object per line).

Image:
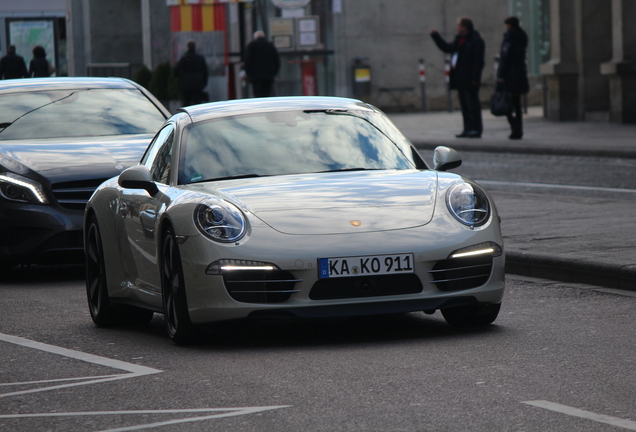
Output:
[{"xmin": 193, "ymin": 170, "xmax": 439, "ymax": 235}]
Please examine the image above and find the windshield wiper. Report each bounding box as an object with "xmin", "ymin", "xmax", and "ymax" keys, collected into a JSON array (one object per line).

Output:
[
  {"xmin": 0, "ymin": 92, "xmax": 79, "ymax": 135},
  {"xmin": 317, "ymin": 168, "xmax": 385, "ymax": 173},
  {"xmin": 191, "ymin": 174, "xmax": 262, "ymax": 183}
]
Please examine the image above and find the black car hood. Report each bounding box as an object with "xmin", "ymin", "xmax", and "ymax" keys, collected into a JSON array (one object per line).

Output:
[{"xmin": 0, "ymin": 134, "xmax": 154, "ymax": 183}]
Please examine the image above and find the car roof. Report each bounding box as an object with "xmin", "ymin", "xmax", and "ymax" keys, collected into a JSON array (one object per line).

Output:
[
  {"xmin": 0, "ymin": 77, "xmax": 141, "ymax": 95},
  {"xmin": 179, "ymin": 97, "xmax": 377, "ymax": 122}
]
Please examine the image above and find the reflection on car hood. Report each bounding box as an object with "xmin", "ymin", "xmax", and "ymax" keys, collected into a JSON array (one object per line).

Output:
[
  {"xmin": 0, "ymin": 134, "xmax": 154, "ymax": 183},
  {"xmin": 193, "ymin": 170, "xmax": 439, "ymax": 235}
]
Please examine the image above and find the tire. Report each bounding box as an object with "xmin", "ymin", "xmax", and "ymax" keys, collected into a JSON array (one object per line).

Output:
[
  {"xmin": 86, "ymin": 216, "xmax": 154, "ymax": 327},
  {"xmin": 162, "ymin": 227, "xmax": 196, "ymax": 345},
  {"xmin": 0, "ymin": 261, "xmax": 12, "ymax": 283},
  {"xmin": 441, "ymin": 303, "xmax": 501, "ymax": 327},
  {"xmin": 86, "ymin": 216, "xmax": 119, "ymax": 327}
]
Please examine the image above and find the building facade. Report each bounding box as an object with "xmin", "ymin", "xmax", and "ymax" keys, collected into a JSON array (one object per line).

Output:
[
  {"xmin": 541, "ymin": 0, "xmax": 636, "ymax": 123},
  {"xmin": 0, "ymin": 0, "xmax": 67, "ymax": 76},
  {"xmin": 3, "ymin": 1, "xmax": 633, "ymax": 123}
]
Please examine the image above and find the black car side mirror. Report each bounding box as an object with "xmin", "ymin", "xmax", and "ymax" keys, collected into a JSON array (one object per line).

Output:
[
  {"xmin": 433, "ymin": 146, "xmax": 462, "ymax": 171},
  {"xmin": 118, "ymin": 165, "xmax": 159, "ymax": 196}
]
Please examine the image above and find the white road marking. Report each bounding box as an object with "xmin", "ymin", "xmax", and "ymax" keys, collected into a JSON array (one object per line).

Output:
[
  {"xmin": 0, "ymin": 407, "xmax": 291, "ymax": 432},
  {"xmin": 476, "ymin": 180, "xmax": 636, "ymax": 194},
  {"xmin": 523, "ymin": 400, "xmax": 636, "ymax": 431},
  {"xmin": 0, "ymin": 375, "xmax": 121, "ymax": 386},
  {"xmin": 0, "ymin": 332, "xmax": 161, "ymax": 398}
]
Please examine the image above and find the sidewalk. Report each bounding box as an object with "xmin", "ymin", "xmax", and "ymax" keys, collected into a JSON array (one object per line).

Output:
[
  {"xmin": 389, "ymin": 108, "xmax": 636, "ymax": 291},
  {"xmin": 390, "ymin": 106, "xmax": 636, "ymax": 158}
]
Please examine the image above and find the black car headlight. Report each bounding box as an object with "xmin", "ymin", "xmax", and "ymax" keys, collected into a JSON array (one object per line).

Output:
[
  {"xmin": 194, "ymin": 198, "xmax": 247, "ymax": 243},
  {"xmin": 446, "ymin": 181, "xmax": 490, "ymax": 227},
  {"xmin": 0, "ymin": 172, "xmax": 48, "ymax": 204}
]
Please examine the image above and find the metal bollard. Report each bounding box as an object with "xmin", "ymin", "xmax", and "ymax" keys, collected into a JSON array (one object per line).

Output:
[
  {"xmin": 445, "ymin": 56, "xmax": 453, "ymax": 112},
  {"xmin": 419, "ymin": 58, "xmax": 427, "ymax": 112}
]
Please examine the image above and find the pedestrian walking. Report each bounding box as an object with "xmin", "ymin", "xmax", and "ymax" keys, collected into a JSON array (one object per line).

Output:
[
  {"xmin": 0, "ymin": 45, "xmax": 28, "ymax": 79},
  {"xmin": 244, "ymin": 31, "xmax": 280, "ymax": 98},
  {"xmin": 28, "ymin": 46, "xmax": 54, "ymax": 78},
  {"xmin": 497, "ymin": 16, "xmax": 529, "ymax": 140},
  {"xmin": 174, "ymin": 40, "xmax": 209, "ymax": 107},
  {"xmin": 430, "ymin": 18, "xmax": 485, "ymax": 138}
]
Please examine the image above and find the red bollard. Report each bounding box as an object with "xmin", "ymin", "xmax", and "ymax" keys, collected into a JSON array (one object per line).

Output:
[{"xmin": 300, "ymin": 57, "xmax": 318, "ymax": 96}]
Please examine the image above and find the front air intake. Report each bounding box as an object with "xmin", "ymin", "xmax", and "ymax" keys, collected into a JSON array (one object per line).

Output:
[
  {"xmin": 429, "ymin": 255, "xmax": 493, "ymax": 291},
  {"xmin": 223, "ymin": 270, "xmax": 301, "ymax": 303}
]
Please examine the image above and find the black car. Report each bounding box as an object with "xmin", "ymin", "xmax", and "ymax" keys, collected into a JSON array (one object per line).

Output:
[{"xmin": 0, "ymin": 77, "xmax": 170, "ymax": 271}]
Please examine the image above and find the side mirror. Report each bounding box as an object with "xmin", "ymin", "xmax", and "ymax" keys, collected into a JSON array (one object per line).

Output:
[
  {"xmin": 433, "ymin": 146, "xmax": 462, "ymax": 171},
  {"xmin": 118, "ymin": 165, "xmax": 159, "ymax": 196}
]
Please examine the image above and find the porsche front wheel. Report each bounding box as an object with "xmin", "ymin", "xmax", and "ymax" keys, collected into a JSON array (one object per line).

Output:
[
  {"xmin": 441, "ymin": 303, "xmax": 501, "ymax": 327},
  {"xmin": 162, "ymin": 227, "xmax": 196, "ymax": 345},
  {"xmin": 86, "ymin": 216, "xmax": 118, "ymax": 326}
]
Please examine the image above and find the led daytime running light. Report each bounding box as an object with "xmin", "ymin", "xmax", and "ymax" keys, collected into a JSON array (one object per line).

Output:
[
  {"xmin": 451, "ymin": 248, "xmax": 495, "ymax": 259},
  {"xmin": 449, "ymin": 242, "xmax": 502, "ymax": 259},
  {"xmin": 0, "ymin": 174, "xmax": 48, "ymax": 204},
  {"xmin": 206, "ymin": 259, "xmax": 279, "ymax": 275},
  {"xmin": 221, "ymin": 265, "xmax": 276, "ymax": 271}
]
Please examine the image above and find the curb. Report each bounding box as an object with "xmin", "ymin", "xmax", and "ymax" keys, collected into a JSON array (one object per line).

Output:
[
  {"xmin": 505, "ymin": 251, "xmax": 636, "ymax": 292},
  {"xmin": 412, "ymin": 141, "xmax": 636, "ymax": 159}
]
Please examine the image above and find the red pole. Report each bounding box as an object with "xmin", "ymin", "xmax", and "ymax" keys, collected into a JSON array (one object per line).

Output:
[{"xmin": 301, "ymin": 57, "xmax": 318, "ymax": 96}]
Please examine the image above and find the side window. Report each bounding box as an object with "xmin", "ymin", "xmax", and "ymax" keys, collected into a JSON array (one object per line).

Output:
[{"xmin": 142, "ymin": 124, "xmax": 175, "ymax": 184}]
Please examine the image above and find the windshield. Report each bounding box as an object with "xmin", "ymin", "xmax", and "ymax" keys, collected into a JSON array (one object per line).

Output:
[
  {"xmin": 0, "ymin": 89, "xmax": 166, "ymax": 140},
  {"xmin": 178, "ymin": 110, "xmax": 420, "ymax": 184}
]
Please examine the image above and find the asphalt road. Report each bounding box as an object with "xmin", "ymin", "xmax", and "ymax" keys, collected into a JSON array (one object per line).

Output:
[{"xmin": 1, "ymin": 266, "xmax": 635, "ymax": 432}]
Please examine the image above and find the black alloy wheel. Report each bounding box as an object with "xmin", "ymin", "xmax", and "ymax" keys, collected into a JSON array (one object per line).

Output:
[
  {"xmin": 86, "ymin": 215, "xmax": 154, "ymax": 327},
  {"xmin": 441, "ymin": 303, "xmax": 501, "ymax": 327},
  {"xmin": 162, "ymin": 227, "xmax": 196, "ymax": 345},
  {"xmin": 86, "ymin": 216, "xmax": 117, "ymax": 326}
]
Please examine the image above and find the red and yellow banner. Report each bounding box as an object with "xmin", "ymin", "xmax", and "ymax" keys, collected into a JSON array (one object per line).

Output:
[
  {"xmin": 167, "ymin": 0, "xmax": 252, "ymax": 5},
  {"xmin": 170, "ymin": 3, "xmax": 226, "ymax": 32}
]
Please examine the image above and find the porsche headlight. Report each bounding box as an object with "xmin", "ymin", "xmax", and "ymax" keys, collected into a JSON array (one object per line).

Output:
[
  {"xmin": 0, "ymin": 172, "xmax": 48, "ymax": 204},
  {"xmin": 446, "ymin": 181, "xmax": 490, "ymax": 227},
  {"xmin": 194, "ymin": 198, "xmax": 247, "ymax": 243}
]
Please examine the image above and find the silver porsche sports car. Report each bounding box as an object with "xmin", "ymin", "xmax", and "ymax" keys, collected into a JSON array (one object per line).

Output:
[{"xmin": 85, "ymin": 97, "xmax": 505, "ymax": 344}]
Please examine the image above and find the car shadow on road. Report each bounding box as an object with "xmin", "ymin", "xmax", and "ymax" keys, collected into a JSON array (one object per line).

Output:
[
  {"xmin": 83, "ymin": 312, "xmax": 505, "ymax": 352},
  {"xmin": 0, "ymin": 264, "xmax": 85, "ymax": 285},
  {"xmin": 182, "ymin": 313, "xmax": 505, "ymax": 351}
]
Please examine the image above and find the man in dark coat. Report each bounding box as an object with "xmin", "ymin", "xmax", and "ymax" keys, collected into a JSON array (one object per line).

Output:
[
  {"xmin": 497, "ymin": 16, "xmax": 529, "ymax": 140},
  {"xmin": 430, "ymin": 18, "xmax": 485, "ymax": 138},
  {"xmin": 244, "ymin": 31, "xmax": 280, "ymax": 98},
  {"xmin": 0, "ymin": 45, "xmax": 28, "ymax": 79},
  {"xmin": 174, "ymin": 40, "xmax": 208, "ymax": 107}
]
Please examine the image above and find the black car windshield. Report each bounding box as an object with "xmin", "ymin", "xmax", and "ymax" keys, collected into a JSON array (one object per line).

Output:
[
  {"xmin": 179, "ymin": 110, "xmax": 419, "ymax": 184},
  {"xmin": 0, "ymin": 89, "xmax": 165, "ymax": 140}
]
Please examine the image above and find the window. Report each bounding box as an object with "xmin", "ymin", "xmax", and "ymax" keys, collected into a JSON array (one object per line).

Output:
[
  {"xmin": 178, "ymin": 110, "xmax": 419, "ymax": 185},
  {"xmin": 0, "ymin": 89, "xmax": 166, "ymax": 140},
  {"xmin": 143, "ymin": 124, "xmax": 174, "ymax": 184}
]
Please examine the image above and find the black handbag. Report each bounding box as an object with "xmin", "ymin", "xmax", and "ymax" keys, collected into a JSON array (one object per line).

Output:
[{"xmin": 490, "ymin": 89, "xmax": 513, "ymax": 116}]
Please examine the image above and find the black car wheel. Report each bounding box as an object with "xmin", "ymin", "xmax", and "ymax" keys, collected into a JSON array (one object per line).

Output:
[
  {"xmin": 86, "ymin": 215, "xmax": 154, "ymax": 327},
  {"xmin": 441, "ymin": 303, "xmax": 501, "ymax": 327},
  {"xmin": 162, "ymin": 227, "xmax": 196, "ymax": 345},
  {"xmin": 86, "ymin": 216, "xmax": 118, "ymax": 326}
]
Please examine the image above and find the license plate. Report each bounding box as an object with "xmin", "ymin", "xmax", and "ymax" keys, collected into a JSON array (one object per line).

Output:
[{"xmin": 318, "ymin": 253, "xmax": 414, "ymax": 279}]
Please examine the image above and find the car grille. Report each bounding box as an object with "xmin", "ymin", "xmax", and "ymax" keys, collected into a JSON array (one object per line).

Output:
[
  {"xmin": 309, "ymin": 274, "xmax": 423, "ymax": 300},
  {"xmin": 51, "ymin": 179, "xmax": 108, "ymax": 211},
  {"xmin": 429, "ymin": 255, "xmax": 493, "ymax": 291},
  {"xmin": 223, "ymin": 270, "xmax": 302, "ymax": 304}
]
